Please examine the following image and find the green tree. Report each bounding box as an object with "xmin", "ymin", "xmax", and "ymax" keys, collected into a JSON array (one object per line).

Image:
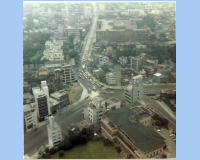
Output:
[
  {"xmin": 49, "ymin": 147, "xmax": 57, "ymax": 154},
  {"xmin": 59, "ymin": 150, "xmax": 64, "ymax": 157},
  {"xmin": 69, "ymin": 34, "xmax": 76, "ymax": 43},
  {"xmin": 149, "ymin": 34, "xmax": 156, "ymax": 42},
  {"xmin": 69, "ymin": 43, "xmax": 74, "ymax": 49}
]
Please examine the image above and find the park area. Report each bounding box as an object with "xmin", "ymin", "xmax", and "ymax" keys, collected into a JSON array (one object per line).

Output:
[{"xmin": 51, "ymin": 140, "xmax": 122, "ymax": 159}]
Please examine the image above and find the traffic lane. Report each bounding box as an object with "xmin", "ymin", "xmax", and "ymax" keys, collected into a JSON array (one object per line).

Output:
[
  {"xmin": 143, "ymin": 84, "xmax": 176, "ymax": 91},
  {"xmin": 100, "ymin": 89, "xmax": 124, "ymax": 101},
  {"xmin": 143, "ymin": 96, "xmax": 176, "ymax": 131},
  {"xmin": 24, "ymin": 124, "xmax": 48, "ymax": 156}
]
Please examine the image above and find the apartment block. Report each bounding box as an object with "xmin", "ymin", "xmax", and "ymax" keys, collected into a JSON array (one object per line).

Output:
[
  {"xmin": 23, "ymin": 103, "xmax": 38, "ymax": 132},
  {"xmin": 118, "ymin": 56, "xmax": 128, "ymax": 64},
  {"xmin": 124, "ymin": 75, "xmax": 143, "ymax": 106},
  {"xmin": 66, "ymin": 27, "xmax": 83, "ymax": 39},
  {"xmin": 32, "ymin": 81, "xmax": 50, "ymax": 121},
  {"xmin": 101, "ymin": 107, "xmax": 166, "ymax": 159},
  {"xmin": 47, "ymin": 116, "xmax": 62, "ymax": 148}
]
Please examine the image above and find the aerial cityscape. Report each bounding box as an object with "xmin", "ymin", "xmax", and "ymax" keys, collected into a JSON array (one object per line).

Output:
[{"xmin": 23, "ymin": 1, "xmax": 176, "ymax": 159}]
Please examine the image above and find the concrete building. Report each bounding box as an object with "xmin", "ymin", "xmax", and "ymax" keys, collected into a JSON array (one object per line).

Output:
[
  {"xmin": 84, "ymin": 97, "xmax": 121, "ymax": 124},
  {"xmin": 62, "ymin": 65, "xmax": 76, "ymax": 84},
  {"xmin": 47, "ymin": 116, "xmax": 62, "ymax": 148},
  {"xmin": 101, "ymin": 107, "xmax": 166, "ymax": 159},
  {"xmin": 118, "ymin": 56, "xmax": 128, "ymax": 64},
  {"xmin": 105, "ymin": 65, "xmax": 121, "ymax": 86},
  {"xmin": 23, "ymin": 103, "xmax": 38, "ymax": 132},
  {"xmin": 44, "ymin": 59, "xmax": 75, "ymax": 68},
  {"xmin": 96, "ymin": 19, "xmax": 149, "ymax": 43},
  {"xmin": 114, "ymin": 65, "xmax": 121, "ymax": 86},
  {"xmin": 146, "ymin": 59, "xmax": 158, "ymax": 72},
  {"xmin": 66, "ymin": 27, "xmax": 83, "ymax": 39},
  {"xmin": 142, "ymin": 65, "xmax": 155, "ymax": 76},
  {"xmin": 152, "ymin": 73, "xmax": 162, "ymax": 83},
  {"xmin": 61, "ymin": 6, "xmax": 69, "ymax": 19},
  {"xmin": 49, "ymin": 90, "xmax": 70, "ymax": 114},
  {"xmin": 140, "ymin": 68, "xmax": 146, "ymax": 79},
  {"xmin": 32, "ymin": 81, "xmax": 50, "ymax": 121},
  {"xmin": 42, "ymin": 39, "xmax": 64, "ymax": 61},
  {"xmin": 124, "ymin": 75, "xmax": 143, "ymax": 106},
  {"xmin": 98, "ymin": 55, "xmax": 109, "ymax": 65},
  {"xmin": 130, "ymin": 55, "xmax": 146, "ymax": 71}
]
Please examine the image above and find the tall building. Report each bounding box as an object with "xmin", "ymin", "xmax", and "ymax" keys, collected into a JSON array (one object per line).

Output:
[
  {"xmin": 114, "ymin": 65, "xmax": 121, "ymax": 86},
  {"xmin": 61, "ymin": 6, "xmax": 69, "ymax": 20},
  {"xmin": 62, "ymin": 65, "xmax": 76, "ymax": 84},
  {"xmin": 32, "ymin": 81, "xmax": 50, "ymax": 121},
  {"xmin": 47, "ymin": 116, "xmax": 62, "ymax": 148},
  {"xmin": 130, "ymin": 54, "xmax": 146, "ymax": 71},
  {"xmin": 101, "ymin": 107, "xmax": 166, "ymax": 159},
  {"xmin": 124, "ymin": 75, "xmax": 143, "ymax": 106}
]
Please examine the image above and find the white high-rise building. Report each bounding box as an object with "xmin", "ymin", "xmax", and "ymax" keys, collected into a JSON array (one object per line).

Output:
[
  {"xmin": 47, "ymin": 116, "xmax": 62, "ymax": 148},
  {"xmin": 124, "ymin": 75, "xmax": 143, "ymax": 106},
  {"xmin": 61, "ymin": 6, "xmax": 69, "ymax": 20},
  {"xmin": 32, "ymin": 81, "xmax": 50, "ymax": 121}
]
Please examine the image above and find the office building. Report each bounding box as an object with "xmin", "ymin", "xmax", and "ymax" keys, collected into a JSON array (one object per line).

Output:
[
  {"xmin": 101, "ymin": 107, "xmax": 166, "ymax": 159},
  {"xmin": 66, "ymin": 27, "xmax": 83, "ymax": 39},
  {"xmin": 130, "ymin": 54, "xmax": 146, "ymax": 71},
  {"xmin": 23, "ymin": 103, "xmax": 38, "ymax": 132},
  {"xmin": 32, "ymin": 81, "xmax": 50, "ymax": 121},
  {"xmin": 96, "ymin": 19, "xmax": 149, "ymax": 43},
  {"xmin": 47, "ymin": 116, "xmax": 62, "ymax": 148},
  {"xmin": 106, "ymin": 72, "xmax": 116, "ymax": 85},
  {"xmin": 62, "ymin": 65, "xmax": 76, "ymax": 84},
  {"xmin": 124, "ymin": 75, "xmax": 143, "ymax": 106}
]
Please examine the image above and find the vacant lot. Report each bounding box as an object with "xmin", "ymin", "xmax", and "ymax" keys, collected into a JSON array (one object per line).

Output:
[
  {"xmin": 51, "ymin": 140, "xmax": 122, "ymax": 159},
  {"xmin": 67, "ymin": 83, "xmax": 83, "ymax": 103}
]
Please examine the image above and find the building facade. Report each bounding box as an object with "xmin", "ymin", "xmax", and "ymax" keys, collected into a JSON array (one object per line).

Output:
[
  {"xmin": 32, "ymin": 81, "xmax": 50, "ymax": 121},
  {"xmin": 62, "ymin": 65, "xmax": 76, "ymax": 84},
  {"xmin": 106, "ymin": 72, "xmax": 116, "ymax": 85},
  {"xmin": 47, "ymin": 116, "xmax": 62, "ymax": 148},
  {"xmin": 23, "ymin": 103, "xmax": 38, "ymax": 132},
  {"xmin": 66, "ymin": 27, "xmax": 83, "ymax": 39},
  {"xmin": 130, "ymin": 55, "xmax": 146, "ymax": 71},
  {"xmin": 114, "ymin": 65, "xmax": 121, "ymax": 86},
  {"xmin": 101, "ymin": 107, "xmax": 166, "ymax": 159},
  {"xmin": 124, "ymin": 75, "xmax": 143, "ymax": 106},
  {"xmin": 42, "ymin": 39, "xmax": 64, "ymax": 61}
]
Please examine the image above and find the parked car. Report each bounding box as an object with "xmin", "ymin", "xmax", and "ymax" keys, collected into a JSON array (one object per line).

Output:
[{"xmin": 110, "ymin": 91, "xmax": 114, "ymax": 94}]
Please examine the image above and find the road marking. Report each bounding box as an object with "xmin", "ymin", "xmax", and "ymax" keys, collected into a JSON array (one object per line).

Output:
[{"xmin": 75, "ymin": 108, "xmax": 83, "ymax": 113}]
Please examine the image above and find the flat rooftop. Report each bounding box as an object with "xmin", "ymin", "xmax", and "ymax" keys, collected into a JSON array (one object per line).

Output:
[
  {"xmin": 107, "ymin": 97, "xmax": 120, "ymax": 105},
  {"xmin": 50, "ymin": 91, "xmax": 68, "ymax": 100}
]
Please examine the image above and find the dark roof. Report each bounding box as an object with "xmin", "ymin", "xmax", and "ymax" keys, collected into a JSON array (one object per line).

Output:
[
  {"xmin": 104, "ymin": 107, "xmax": 165, "ymax": 152},
  {"xmin": 45, "ymin": 60, "xmax": 69, "ymax": 65}
]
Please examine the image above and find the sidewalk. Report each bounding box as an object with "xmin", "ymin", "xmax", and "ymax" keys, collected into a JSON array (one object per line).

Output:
[{"xmin": 156, "ymin": 100, "xmax": 176, "ymax": 120}]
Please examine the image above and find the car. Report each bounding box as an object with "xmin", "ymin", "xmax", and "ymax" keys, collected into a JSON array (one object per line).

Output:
[
  {"xmin": 170, "ymin": 134, "xmax": 175, "ymax": 137},
  {"xmin": 103, "ymin": 91, "xmax": 107, "ymax": 94},
  {"xmin": 110, "ymin": 91, "xmax": 114, "ymax": 94},
  {"xmin": 79, "ymin": 76, "xmax": 82, "ymax": 78},
  {"xmin": 157, "ymin": 128, "xmax": 163, "ymax": 132},
  {"xmin": 173, "ymin": 138, "xmax": 176, "ymax": 142},
  {"xmin": 82, "ymin": 112, "xmax": 84, "ymax": 115},
  {"xmin": 87, "ymin": 84, "xmax": 90, "ymax": 86}
]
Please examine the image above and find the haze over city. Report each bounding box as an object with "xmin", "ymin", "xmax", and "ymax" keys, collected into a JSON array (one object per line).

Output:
[{"xmin": 23, "ymin": 1, "xmax": 176, "ymax": 159}]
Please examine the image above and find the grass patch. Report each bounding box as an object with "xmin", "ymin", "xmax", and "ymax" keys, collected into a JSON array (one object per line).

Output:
[
  {"xmin": 51, "ymin": 140, "xmax": 122, "ymax": 159},
  {"xmin": 129, "ymin": 101, "xmax": 141, "ymax": 108},
  {"xmin": 30, "ymin": 53, "xmax": 42, "ymax": 61}
]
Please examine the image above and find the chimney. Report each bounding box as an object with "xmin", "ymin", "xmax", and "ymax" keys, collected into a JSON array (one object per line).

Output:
[{"xmin": 129, "ymin": 114, "xmax": 137, "ymax": 123}]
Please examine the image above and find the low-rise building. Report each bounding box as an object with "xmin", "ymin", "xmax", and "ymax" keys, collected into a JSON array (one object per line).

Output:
[
  {"xmin": 49, "ymin": 90, "xmax": 70, "ymax": 113},
  {"xmin": 118, "ymin": 56, "xmax": 128, "ymax": 64},
  {"xmin": 84, "ymin": 97, "xmax": 121, "ymax": 124},
  {"xmin": 101, "ymin": 107, "xmax": 166, "ymax": 159},
  {"xmin": 142, "ymin": 65, "xmax": 155, "ymax": 76},
  {"xmin": 42, "ymin": 39, "xmax": 64, "ymax": 61},
  {"xmin": 61, "ymin": 65, "xmax": 76, "ymax": 84},
  {"xmin": 23, "ymin": 103, "xmax": 38, "ymax": 132},
  {"xmin": 98, "ymin": 55, "xmax": 109, "ymax": 65},
  {"xmin": 47, "ymin": 116, "xmax": 62, "ymax": 148}
]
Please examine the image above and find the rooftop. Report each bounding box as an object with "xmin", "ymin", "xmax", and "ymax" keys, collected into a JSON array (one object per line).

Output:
[
  {"xmin": 104, "ymin": 107, "xmax": 165, "ymax": 152},
  {"xmin": 107, "ymin": 97, "xmax": 120, "ymax": 105},
  {"xmin": 154, "ymin": 73, "xmax": 162, "ymax": 77},
  {"xmin": 50, "ymin": 90, "xmax": 68, "ymax": 100}
]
